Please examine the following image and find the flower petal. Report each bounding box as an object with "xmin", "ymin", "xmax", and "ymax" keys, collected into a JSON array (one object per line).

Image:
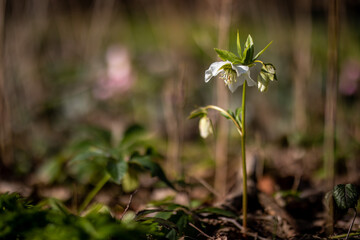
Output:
[
  {"xmin": 232, "ymin": 64, "xmax": 249, "ymax": 77},
  {"xmin": 204, "ymin": 61, "xmax": 229, "ymax": 82},
  {"xmin": 244, "ymin": 71, "xmax": 256, "ymax": 86},
  {"xmin": 228, "ymin": 76, "xmax": 245, "ymax": 93}
]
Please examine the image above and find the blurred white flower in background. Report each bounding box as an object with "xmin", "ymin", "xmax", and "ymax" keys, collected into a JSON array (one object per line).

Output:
[{"xmin": 94, "ymin": 45, "xmax": 134, "ymax": 99}]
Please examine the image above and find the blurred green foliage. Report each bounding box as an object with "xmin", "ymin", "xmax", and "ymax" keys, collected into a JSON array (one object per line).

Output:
[{"xmin": 0, "ymin": 193, "xmax": 160, "ymax": 240}]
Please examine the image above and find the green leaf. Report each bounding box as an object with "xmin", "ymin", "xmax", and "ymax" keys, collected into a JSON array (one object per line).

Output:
[
  {"xmin": 130, "ymin": 155, "xmax": 175, "ymax": 190},
  {"xmin": 220, "ymin": 112, "xmax": 231, "ymax": 120},
  {"xmin": 333, "ymin": 184, "xmax": 360, "ymax": 210},
  {"xmin": 235, "ymin": 107, "xmax": 242, "ymax": 119},
  {"xmin": 120, "ymin": 124, "xmax": 146, "ymax": 149},
  {"xmin": 253, "ymin": 41, "xmax": 273, "ymax": 60},
  {"xmin": 236, "ymin": 31, "xmax": 242, "ymax": 58},
  {"xmin": 137, "ymin": 217, "xmax": 179, "ymax": 233},
  {"xmin": 122, "ymin": 168, "xmax": 139, "ymax": 192},
  {"xmin": 106, "ymin": 158, "xmax": 128, "ymax": 184},
  {"xmin": 196, "ymin": 207, "xmax": 237, "ymax": 218},
  {"xmin": 235, "ymin": 107, "xmax": 242, "ymax": 125},
  {"xmin": 82, "ymin": 203, "xmax": 111, "ymax": 217},
  {"xmin": 70, "ymin": 147, "xmax": 109, "ymax": 164},
  {"xmin": 188, "ymin": 108, "xmax": 207, "ymax": 119},
  {"xmin": 214, "ymin": 48, "xmax": 241, "ymax": 63},
  {"xmin": 227, "ymin": 109, "xmax": 235, "ymax": 118},
  {"xmin": 46, "ymin": 198, "xmax": 71, "ymax": 215},
  {"xmin": 135, "ymin": 208, "xmax": 171, "ymax": 220}
]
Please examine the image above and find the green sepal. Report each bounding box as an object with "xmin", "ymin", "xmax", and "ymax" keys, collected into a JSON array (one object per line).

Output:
[
  {"xmin": 214, "ymin": 48, "xmax": 241, "ymax": 64},
  {"xmin": 242, "ymin": 35, "xmax": 254, "ymax": 65},
  {"xmin": 253, "ymin": 41, "xmax": 273, "ymax": 60},
  {"xmin": 263, "ymin": 63, "xmax": 277, "ymax": 80},
  {"xmin": 188, "ymin": 108, "xmax": 207, "ymax": 119},
  {"xmin": 236, "ymin": 31, "xmax": 242, "ymax": 58},
  {"xmin": 257, "ymin": 73, "xmax": 269, "ymax": 92},
  {"xmin": 257, "ymin": 63, "xmax": 277, "ymax": 92}
]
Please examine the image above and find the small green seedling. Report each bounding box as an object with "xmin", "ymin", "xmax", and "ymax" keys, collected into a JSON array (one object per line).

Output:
[
  {"xmin": 190, "ymin": 31, "xmax": 277, "ymax": 232},
  {"xmin": 328, "ymin": 184, "xmax": 360, "ymax": 240}
]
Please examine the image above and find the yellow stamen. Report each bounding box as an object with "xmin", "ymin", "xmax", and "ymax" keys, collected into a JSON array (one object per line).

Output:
[{"xmin": 221, "ymin": 69, "xmax": 237, "ymax": 86}]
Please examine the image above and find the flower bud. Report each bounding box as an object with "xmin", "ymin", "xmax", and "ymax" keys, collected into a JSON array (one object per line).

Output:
[{"xmin": 199, "ymin": 116, "xmax": 213, "ymax": 138}]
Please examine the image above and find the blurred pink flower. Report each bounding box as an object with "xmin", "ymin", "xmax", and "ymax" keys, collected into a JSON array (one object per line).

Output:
[
  {"xmin": 94, "ymin": 45, "xmax": 134, "ymax": 99},
  {"xmin": 339, "ymin": 59, "xmax": 360, "ymax": 96}
]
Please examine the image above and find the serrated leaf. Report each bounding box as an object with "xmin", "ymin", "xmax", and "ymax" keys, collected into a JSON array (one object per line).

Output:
[
  {"xmin": 70, "ymin": 147, "xmax": 109, "ymax": 164},
  {"xmin": 214, "ymin": 48, "xmax": 241, "ymax": 63},
  {"xmin": 130, "ymin": 155, "xmax": 175, "ymax": 190},
  {"xmin": 236, "ymin": 31, "xmax": 242, "ymax": 58},
  {"xmin": 253, "ymin": 41, "xmax": 272, "ymax": 60},
  {"xmin": 155, "ymin": 211, "xmax": 174, "ymax": 220},
  {"xmin": 120, "ymin": 124, "xmax": 147, "ymax": 150},
  {"xmin": 196, "ymin": 207, "xmax": 237, "ymax": 218},
  {"xmin": 106, "ymin": 158, "xmax": 128, "ymax": 184},
  {"xmin": 135, "ymin": 208, "xmax": 171, "ymax": 220},
  {"xmin": 333, "ymin": 184, "xmax": 360, "ymax": 210},
  {"xmin": 137, "ymin": 217, "xmax": 179, "ymax": 232},
  {"xmin": 122, "ymin": 168, "xmax": 139, "ymax": 192},
  {"xmin": 122, "ymin": 124, "xmax": 145, "ymax": 141}
]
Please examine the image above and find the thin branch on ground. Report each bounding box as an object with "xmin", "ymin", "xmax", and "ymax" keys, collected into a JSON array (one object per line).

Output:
[
  {"xmin": 189, "ymin": 222, "xmax": 214, "ymax": 239},
  {"xmin": 120, "ymin": 189, "xmax": 138, "ymax": 220},
  {"xmin": 345, "ymin": 208, "xmax": 357, "ymax": 240},
  {"xmin": 193, "ymin": 177, "xmax": 220, "ymax": 198}
]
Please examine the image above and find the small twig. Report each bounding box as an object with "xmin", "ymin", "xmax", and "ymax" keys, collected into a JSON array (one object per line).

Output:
[
  {"xmin": 189, "ymin": 222, "xmax": 214, "ymax": 239},
  {"xmin": 219, "ymin": 217, "xmax": 270, "ymax": 240},
  {"xmin": 345, "ymin": 208, "xmax": 357, "ymax": 240},
  {"xmin": 120, "ymin": 189, "xmax": 138, "ymax": 220},
  {"xmin": 193, "ymin": 177, "xmax": 220, "ymax": 198}
]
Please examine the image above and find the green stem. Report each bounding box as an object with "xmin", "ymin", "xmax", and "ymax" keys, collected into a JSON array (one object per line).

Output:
[
  {"xmin": 241, "ymin": 83, "xmax": 248, "ymax": 232},
  {"xmin": 78, "ymin": 174, "xmax": 111, "ymax": 214},
  {"xmin": 330, "ymin": 232, "xmax": 360, "ymax": 239},
  {"xmin": 204, "ymin": 105, "xmax": 243, "ymax": 136}
]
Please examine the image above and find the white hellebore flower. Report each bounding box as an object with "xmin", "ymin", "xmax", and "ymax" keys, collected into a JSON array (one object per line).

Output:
[{"xmin": 205, "ymin": 61, "xmax": 256, "ymax": 93}]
